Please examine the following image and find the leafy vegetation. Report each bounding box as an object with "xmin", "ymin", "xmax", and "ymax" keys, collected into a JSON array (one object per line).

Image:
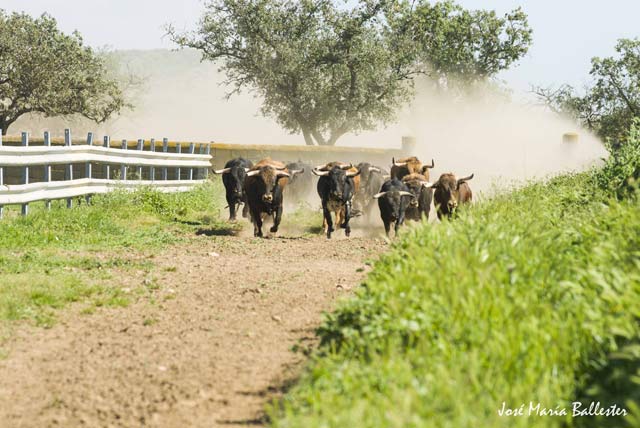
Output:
[
  {"xmin": 269, "ymin": 130, "xmax": 640, "ymax": 427},
  {"xmin": 536, "ymin": 38, "xmax": 640, "ymax": 146},
  {"xmin": 0, "ymin": 11, "xmax": 129, "ymax": 135},
  {"xmin": 0, "ymin": 181, "xmax": 229, "ymax": 328},
  {"xmin": 169, "ymin": 0, "xmax": 531, "ymax": 146}
]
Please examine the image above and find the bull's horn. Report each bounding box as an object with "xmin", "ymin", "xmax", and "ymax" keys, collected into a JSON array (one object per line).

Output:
[
  {"xmin": 289, "ymin": 169, "xmax": 304, "ymax": 176},
  {"xmin": 244, "ymin": 168, "xmax": 251, "ymax": 173},
  {"xmin": 421, "ymin": 181, "xmax": 434, "ymax": 188},
  {"xmin": 312, "ymin": 169, "xmax": 330, "ymax": 177},
  {"xmin": 340, "ymin": 163, "xmax": 353, "ymax": 170},
  {"xmin": 398, "ymin": 191, "xmax": 414, "ymax": 197},
  {"xmin": 373, "ymin": 191, "xmax": 388, "ymax": 199},
  {"xmin": 276, "ymin": 171, "xmax": 291, "ymax": 178},
  {"xmin": 368, "ymin": 166, "xmax": 381, "ymax": 173},
  {"xmin": 346, "ymin": 168, "xmax": 361, "ymax": 177},
  {"xmin": 315, "ymin": 163, "xmax": 328, "ymax": 170},
  {"xmin": 246, "ymin": 170, "xmax": 260, "ymax": 177},
  {"xmin": 213, "ymin": 167, "xmax": 231, "ymax": 174},
  {"xmin": 457, "ymin": 173, "xmax": 474, "ymax": 183},
  {"xmin": 426, "ymin": 159, "xmax": 435, "ymax": 168},
  {"xmin": 392, "ymin": 156, "xmax": 407, "ymax": 167},
  {"xmin": 276, "ymin": 166, "xmax": 287, "ymax": 170}
]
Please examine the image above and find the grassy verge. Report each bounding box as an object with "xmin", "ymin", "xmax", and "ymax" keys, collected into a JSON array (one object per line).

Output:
[
  {"xmin": 270, "ymin": 128, "xmax": 640, "ymax": 427},
  {"xmin": 0, "ymin": 179, "xmax": 232, "ymax": 329}
]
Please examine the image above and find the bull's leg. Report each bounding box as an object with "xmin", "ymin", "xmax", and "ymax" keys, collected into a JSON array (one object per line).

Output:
[
  {"xmin": 241, "ymin": 199, "xmax": 250, "ymax": 219},
  {"xmin": 227, "ymin": 195, "xmax": 237, "ymax": 221},
  {"xmin": 383, "ymin": 219, "xmax": 391, "ymax": 237},
  {"xmin": 270, "ymin": 204, "xmax": 283, "ymax": 233},
  {"xmin": 343, "ymin": 201, "xmax": 354, "ymax": 237},
  {"xmin": 395, "ymin": 212, "xmax": 406, "ymax": 237},
  {"xmin": 323, "ymin": 204, "xmax": 334, "ymax": 239},
  {"xmin": 251, "ymin": 208, "xmax": 263, "ymax": 237}
]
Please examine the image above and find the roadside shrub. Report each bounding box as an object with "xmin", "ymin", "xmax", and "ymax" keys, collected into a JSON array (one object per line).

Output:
[
  {"xmin": 271, "ymin": 171, "xmax": 640, "ymax": 428},
  {"xmin": 594, "ymin": 119, "xmax": 640, "ymax": 199}
]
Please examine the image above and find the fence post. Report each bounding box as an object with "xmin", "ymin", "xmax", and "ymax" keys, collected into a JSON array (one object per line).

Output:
[
  {"xmin": 150, "ymin": 138, "xmax": 156, "ymax": 181},
  {"xmin": 85, "ymin": 132, "xmax": 93, "ymax": 205},
  {"xmin": 0, "ymin": 130, "xmax": 3, "ymax": 219},
  {"xmin": 137, "ymin": 139, "xmax": 143, "ymax": 179},
  {"xmin": 65, "ymin": 129, "xmax": 73, "ymax": 209},
  {"xmin": 121, "ymin": 140, "xmax": 127, "ymax": 180},
  {"xmin": 21, "ymin": 132, "xmax": 30, "ymax": 215},
  {"xmin": 176, "ymin": 142, "xmax": 182, "ymax": 180},
  {"xmin": 44, "ymin": 131, "xmax": 52, "ymax": 210},
  {"xmin": 162, "ymin": 138, "xmax": 168, "ymax": 180},
  {"xmin": 103, "ymin": 136, "xmax": 111, "ymax": 179},
  {"xmin": 197, "ymin": 144, "xmax": 204, "ymax": 179},
  {"xmin": 205, "ymin": 144, "xmax": 210, "ymax": 179},
  {"xmin": 188, "ymin": 143, "xmax": 195, "ymax": 180}
]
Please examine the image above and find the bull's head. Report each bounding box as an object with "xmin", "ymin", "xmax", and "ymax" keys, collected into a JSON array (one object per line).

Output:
[
  {"xmin": 246, "ymin": 166, "xmax": 291, "ymax": 204},
  {"xmin": 213, "ymin": 165, "xmax": 251, "ymax": 202},
  {"xmin": 313, "ymin": 164, "xmax": 360, "ymax": 201},
  {"xmin": 431, "ymin": 173, "xmax": 474, "ymax": 216},
  {"xmin": 402, "ymin": 175, "xmax": 433, "ymax": 208}
]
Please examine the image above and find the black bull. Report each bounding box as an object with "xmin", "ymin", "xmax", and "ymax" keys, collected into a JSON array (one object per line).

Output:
[
  {"xmin": 213, "ymin": 157, "xmax": 253, "ymax": 221},
  {"xmin": 373, "ymin": 178, "xmax": 414, "ymax": 237},
  {"xmin": 313, "ymin": 164, "xmax": 361, "ymax": 239},
  {"xmin": 244, "ymin": 164, "xmax": 290, "ymax": 237}
]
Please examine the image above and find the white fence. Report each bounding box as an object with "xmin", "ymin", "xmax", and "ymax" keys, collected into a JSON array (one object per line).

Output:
[{"xmin": 0, "ymin": 129, "xmax": 212, "ymax": 218}]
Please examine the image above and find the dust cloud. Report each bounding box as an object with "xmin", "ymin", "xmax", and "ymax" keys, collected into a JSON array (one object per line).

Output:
[
  {"xmin": 389, "ymin": 78, "xmax": 608, "ymax": 195},
  {"xmin": 12, "ymin": 49, "xmax": 606, "ymax": 196}
]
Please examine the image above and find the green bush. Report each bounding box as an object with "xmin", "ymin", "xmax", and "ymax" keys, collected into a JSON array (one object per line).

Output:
[
  {"xmin": 270, "ymin": 169, "xmax": 640, "ymax": 426},
  {"xmin": 594, "ymin": 119, "xmax": 640, "ymax": 199}
]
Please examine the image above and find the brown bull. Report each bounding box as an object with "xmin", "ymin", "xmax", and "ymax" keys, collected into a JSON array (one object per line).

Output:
[
  {"xmin": 429, "ymin": 173, "xmax": 474, "ymax": 220},
  {"xmin": 391, "ymin": 157, "xmax": 435, "ymax": 181},
  {"xmin": 244, "ymin": 158, "xmax": 302, "ymax": 237}
]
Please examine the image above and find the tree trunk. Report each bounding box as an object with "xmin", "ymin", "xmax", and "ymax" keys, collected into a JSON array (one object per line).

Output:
[{"xmin": 302, "ymin": 127, "xmax": 316, "ymax": 146}]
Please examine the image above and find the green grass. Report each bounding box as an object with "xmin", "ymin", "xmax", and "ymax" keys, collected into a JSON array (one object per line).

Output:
[
  {"xmin": 269, "ymin": 128, "xmax": 640, "ymax": 427},
  {"xmin": 0, "ymin": 179, "xmax": 231, "ymax": 330}
]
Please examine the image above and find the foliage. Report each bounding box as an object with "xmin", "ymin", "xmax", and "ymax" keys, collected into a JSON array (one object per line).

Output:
[
  {"xmin": 269, "ymin": 163, "xmax": 640, "ymax": 426},
  {"xmin": 169, "ymin": 0, "xmax": 531, "ymax": 145},
  {"xmin": 391, "ymin": 0, "xmax": 532, "ymax": 89},
  {"xmin": 535, "ymin": 38, "xmax": 640, "ymax": 145},
  {"xmin": 0, "ymin": 10, "xmax": 128, "ymax": 135},
  {"xmin": 593, "ymin": 119, "xmax": 640, "ymax": 199}
]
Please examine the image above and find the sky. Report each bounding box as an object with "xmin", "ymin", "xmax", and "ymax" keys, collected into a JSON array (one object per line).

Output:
[{"xmin": 2, "ymin": 0, "xmax": 639, "ymax": 93}]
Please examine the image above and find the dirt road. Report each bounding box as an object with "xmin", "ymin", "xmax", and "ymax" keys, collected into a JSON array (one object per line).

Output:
[{"xmin": 0, "ymin": 232, "xmax": 386, "ymax": 427}]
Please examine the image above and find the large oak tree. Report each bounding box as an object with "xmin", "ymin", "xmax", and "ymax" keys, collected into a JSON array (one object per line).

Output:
[
  {"xmin": 0, "ymin": 11, "xmax": 128, "ymax": 135},
  {"xmin": 170, "ymin": 0, "xmax": 532, "ymax": 146}
]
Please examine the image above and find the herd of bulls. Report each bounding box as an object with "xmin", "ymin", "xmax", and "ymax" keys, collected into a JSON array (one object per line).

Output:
[{"xmin": 213, "ymin": 156, "xmax": 474, "ymax": 238}]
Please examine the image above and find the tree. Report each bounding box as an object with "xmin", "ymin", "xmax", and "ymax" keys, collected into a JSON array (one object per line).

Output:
[
  {"xmin": 390, "ymin": 1, "xmax": 532, "ymax": 90},
  {"xmin": 535, "ymin": 38, "xmax": 640, "ymax": 145},
  {"xmin": 0, "ymin": 11, "xmax": 128, "ymax": 135},
  {"xmin": 170, "ymin": 0, "xmax": 531, "ymax": 146}
]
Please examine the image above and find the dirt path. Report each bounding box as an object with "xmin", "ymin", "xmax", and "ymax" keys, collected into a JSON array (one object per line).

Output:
[{"xmin": 0, "ymin": 232, "xmax": 386, "ymax": 427}]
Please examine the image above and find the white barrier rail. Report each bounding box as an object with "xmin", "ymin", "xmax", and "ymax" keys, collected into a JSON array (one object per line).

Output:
[{"xmin": 0, "ymin": 129, "xmax": 212, "ymax": 218}]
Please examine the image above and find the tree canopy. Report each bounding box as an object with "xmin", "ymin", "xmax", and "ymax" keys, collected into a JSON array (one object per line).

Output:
[
  {"xmin": 536, "ymin": 38, "xmax": 640, "ymax": 145},
  {"xmin": 0, "ymin": 10, "xmax": 128, "ymax": 135},
  {"xmin": 170, "ymin": 0, "xmax": 531, "ymax": 145}
]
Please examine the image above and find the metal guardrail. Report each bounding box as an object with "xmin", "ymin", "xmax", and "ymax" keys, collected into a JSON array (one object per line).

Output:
[{"xmin": 0, "ymin": 129, "xmax": 212, "ymax": 218}]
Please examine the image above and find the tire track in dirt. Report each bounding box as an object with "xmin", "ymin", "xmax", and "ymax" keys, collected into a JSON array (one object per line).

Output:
[{"xmin": 0, "ymin": 233, "xmax": 386, "ymax": 427}]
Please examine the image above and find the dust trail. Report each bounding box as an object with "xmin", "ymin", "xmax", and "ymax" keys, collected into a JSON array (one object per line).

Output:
[{"xmin": 341, "ymin": 78, "xmax": 607, "ymax": 195}]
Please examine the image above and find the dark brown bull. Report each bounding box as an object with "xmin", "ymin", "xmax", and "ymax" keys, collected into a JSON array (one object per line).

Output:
[
  {"xmin": 390, "ymin": 157, "xmax": 435, "ymax": 181},
  {"xmin": 244, "ymin": 158, "xmax": 302, "ymax": 237},
  {"xmin": 401, "ymin": 173, "xmax": 433, "ymax": 221},
  {"xmin": 429, "ymin": 173, "xmax": 474, "ymax": 220}
]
